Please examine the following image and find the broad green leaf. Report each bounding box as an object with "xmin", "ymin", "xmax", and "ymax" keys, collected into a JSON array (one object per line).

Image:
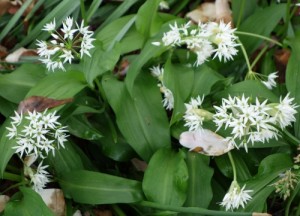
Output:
[
  {"xmin": 0, "ymin": 64, "xmax": 46, "ymax": 103},
  {"xmin": 191, "ymin": 64, "xmax": 223, "ymax": 97},
  {"xmin": 102, "ymin": 73, "xmax": 170, "ymax": 161},
  {"xmin": 66, "ymin": 115, "xmax": 102, "ymax": 140},
  {"xmin": 286, "ymin": 36, "xmax": 300, "ymax": 137},
  {"xmin": 83, "ymin": 42, "xmax": 121, "ymax": 87},
  {"xmin": 0, "ymin": 97, "xmax": 17, "ymax": 117},
  {"xmin": 135, "ymin": 0, "xmax": 162, "ymax": 38},
  {"xmin": 45, "ymin": 141, "xmax": 85, "ymax": 176},
  {"xmin": 86, "ymin": 0, "xmax": 103, "ymax": 23},
  {"xmin": 142, "ymin": 148, "xmax": 188, "ymax": 206},
  {"xmin": 26, "ymin": 70, "xmax": 86, "ymax": 108},
  {"xmin": 118, "ymin": 27, "xmax": 144, "ymax": 54},
  {"xmin": 98, "ymin": 0, "xmax": 139, "ymax": 30},
  {"xmin": 0, "ymin": 119, "xmax": 18, "ymax": 176},
  {"xmin": 237, "ymin": 4, "xmax": 286, "ymax": 54},
  {"xmin": 59, "ymin": 170, "xmax": 143, "ymax": 204},
  {"xmin": 96, "ymin": 15, "xmax": 138, "ymax": 51},
  {"xmin": 183, "ymin": 152, "xmax": 213, "ymax": 210},
  {"xmin": 164, "ymin": 60, "xmax": 194, "ymax": 125},
  {"xmin": 125, "ymin": 18, "xmax": 184, "ymax": 95},
  {"xmin": 4, "ymin": 187, "xmax": 54, "ymax": 216},
  {"xmin": 242, "ymin": 153, "xmax": 293, "ymax": 211},
  {"xmin": 213, "ymin": 80, "xmax": 278, "ymax": 103},
  {"xmin": 231, "ymin": 0, "xmax": 257, "ymax": 27}
]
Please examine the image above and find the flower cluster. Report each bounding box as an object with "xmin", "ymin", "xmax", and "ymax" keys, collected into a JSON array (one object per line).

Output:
[
  {"xmin": 24, "ymin": 160, "xmax": 51, "ymax": 192},
  {"xmin": 153, "ymin": 21, "xmax": 239, "ymax": 66},
  {"xmin": 246, "ymin": 71, "xmax": 278, "ymax": 90},
  {"xmin": 6, "ymin": 110, "xmax": 68, "ymax": 158},
  {"xmin": 220, "ymin": 181, "xmax": 253, "ymax": 211},
  {"xmin": 36, "ymin": 17, "xmax": 95, "ymax": 71},
  {"xmin": 182, "ymin": 94, "xmax": 298, "ymax": 152},
  {"xmin": 273, "ymin": 170, "xmax": 299, "ymax": 200},
  {"xmin": 150, "ymin": 65, "xmax": 174, "ymax": 110}
]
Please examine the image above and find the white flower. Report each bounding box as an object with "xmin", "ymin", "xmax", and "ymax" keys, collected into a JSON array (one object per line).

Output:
[
  {"xmin": 61, "ymin": 17, "xmax": 77, "ymax": 40},
  {"xmin": 42, "ymin": 19, "xmax": 56, "ymax": 32},
  {"xmin": 159, "ymin": 84, "xmax": 174, "ymax": 110},
  {"xmin": 60, "ymin": 50, "xmax": 74, "ymax": 64},
  {"xmin": 25, "ymin": 161, "xmax": 51, "ymax": 192},
  {"xmin": 270, "ymin": 93, "xmax": 298, "ymax": 128},
  {"xmin": 262, "ymin": 72, "xmax": 278, "ymax": 89},
  {"xmin": 183, "ymin": 96, "xmax": 212, "ymax": 131},
  {"xmin": 7, "ymin": 110, "xmax": 68, "ymax": 159},
  {"xmin": 162, "ymin": 22, "xmax": 182, "ymax": 46},
  {"xmin": 213, "ymin": 95, "xmax": 279, "ymax": 151},
  {"xmin": 36, "ymin": 17, "xmax": 94, "ymax": 72},
  {"xmin": 220, "ymin": 181, "xmax": 253, "ymax": 211},
  {"xmin": 150, "ymin": 65, "xmax": 164, "ymax": 81}
]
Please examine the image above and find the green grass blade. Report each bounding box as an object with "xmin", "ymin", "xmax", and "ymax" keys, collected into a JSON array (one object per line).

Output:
[
  {"xmin": 0, "ymin": 0, "xmax": 34, "ymax": 43},
  {"xmin": 86, "ymin": 0, "xmax": 103, "ymax": 23},
  {"xmin": 15, "ymin": 0, "xmax": 80, "ymax": 49}
]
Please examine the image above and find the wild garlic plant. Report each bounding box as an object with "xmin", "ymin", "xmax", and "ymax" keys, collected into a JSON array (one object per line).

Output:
[
  {"xmin": 6, "ymin": 110, "xmax": 68, "ymax": 192},
  {"xmin": 36, "ymin": 17, "xmax": 95, "ymax": 71}
]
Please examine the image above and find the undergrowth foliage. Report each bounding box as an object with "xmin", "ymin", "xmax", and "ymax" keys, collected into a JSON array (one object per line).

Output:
[{"xmin": 1, "ymin": 1, "xmax": 300, "ymax": 216}]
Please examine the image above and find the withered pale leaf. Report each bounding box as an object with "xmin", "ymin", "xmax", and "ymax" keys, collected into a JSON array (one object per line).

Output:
[
  {"xmin": 5, "ymin": 47, "xmax": 37, "ymax": 63},
  {"xmin": 38, "ymin": 189, "xmax": 65, "ymax": 216},
  {"xmin": 0, "ymin": 195, "xmax": 9, "ymax": 212},
  {"xmin": 179, "ymin": 129, "xmax": 233, "ymax": 156},
  {"xmin": 17, "ymin": 96, "xmax": 73, "ymax": 114},
  {"xmin": 186, "ymin": 3, "xmax": 216, "ymax": 23},
  {"xmin": 215, "ymin": 0, "xmax": 232, "ymax": 24},
  {"xmin": 252, "ymin": 213, "xmax": 272, "ymax": 216},
  {"xmin": 0, "ymin": 0, "xmax": 11, "ymax": 16}
]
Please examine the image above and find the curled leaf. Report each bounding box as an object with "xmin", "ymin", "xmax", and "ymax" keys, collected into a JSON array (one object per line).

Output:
[
  {"xmin": 17, "ymin": 96, "xmax": 73, "ymax": 114},
  {"xmin": 179, "ymin": 129, "xmax": 233, "ymax": 156},
  {"xmin": 5, "ymin": 47, "xmax": 37, "ymax": 63}
]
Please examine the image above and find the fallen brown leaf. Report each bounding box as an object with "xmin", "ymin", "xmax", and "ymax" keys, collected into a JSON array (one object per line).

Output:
[
  {"xmin": 131, "ymin": 158, "xmax": 148, "ymax": 172},
  {"xmin": 0, "ymin": 195, "xmax": 9, "ymax": 212},
  {"xmin": 0, "ymin": 0, "xmax": 11, "ymax": 16},
  {"xmin": 17, "ymin": 96, "xmax": 73, "ymax": 114},
  {"xmin": 5, "ymin": 47, "xmax": 37, "ymax": 63},
  {"xmin": 39, "ymin": 189, "xmax": 65, "ymax": 216}
]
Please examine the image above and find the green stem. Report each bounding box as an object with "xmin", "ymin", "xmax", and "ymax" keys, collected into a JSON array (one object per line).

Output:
[
  {"xmin": 112, "ymin": 204, "xmax": 126, "ymax": 216},
  {"xmin": 250, "ymin": 45, "xmax": 268, "ymax": 69},
  {"xmin": 228, "ymin": 152, "xmax": 237, "ymax": 182},
  {"xmin": 2, "ymin": 182, "xmax": 25, "ymax": 194},
  {"xmin": 137, "ymin": 201, "xmax": 252, "ymax": 216},
  {"xmin": 235, "ymin": 31, "xmax": 283, "ymax": 47},
  {"xmin": 80, "ymin": 0, "xmax": 86, "ymax": 21},
  {"xmin": 3, "ymin": 172, "xmax": 22, "ymax": 182},
  {"xmin": 236, "ymin": 38, "xmax": 252, "ymax": 73}
]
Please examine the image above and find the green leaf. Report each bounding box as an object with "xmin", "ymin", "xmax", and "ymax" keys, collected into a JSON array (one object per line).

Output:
[
  {"xmin": 191, "ymin": 65, "xmax": 223, "ymax": 97},
  {"xmin": 4, "ymin": 187, "xmax": 54, "ymax": 216},
  {"xmin": 243, "ymin": 153, "xmax": 293, "ymax": 211},
  {"xmin": 102, "ymin": 73, "xmax": 170, "ymax": 161},
  {"xmin": 98, "ymin": 0, "xmax": 139, "ymax": 30},
  {"xmin": 0, "ymin": 64, "xmax": 46, "ymax": 103},
  {"xmin": 125, "ymin": 19, "xmax": 184, "ymax": 95},
  {"xmin": 164, "ymin": 60, "xmax": 194, "ymax": 125},
  {"xmin": 96, "ymin": 15, "xmax": 138, "ymax": 51},
  {"xmin": 0, "ymin": 119, "xmax": 18, "ymax": 176},
  {"xmin": 213, "ymin": 80, "xmax": 279, "ymax": 103},
  {"xmin": 66, "ymin": 115, "xmax": 102, "ymax": 140},
  {"xmin": 26, "ymin": 70, "xmax": 86, "ymax": 107},
  {"xmin": 135, "ymin": 0, "xmax": 162, "ymax": 38},
  {"xmin": 83, "ymin": 42, "xmax": 121, "ymax": 87},
  {"xmin": 286, "ymin": 35, "xmax": 300, "ymax": 137},
  {"xmin": 59, "ymin": 170, "xmax": 143, "ymax": 204},
  {"xmin": 183, "ymin": 152, "xmax": 213, "ymax": 209},
  {"xmin": 0, "ymin": 0, "xmax": 35, "ymax": 42},
  {"xmin": 142, "ymin": 148, "xmax": 188, "ymax": 206},
  {"xmin": 231, "ymin": 0, "xmax": 257, "ymax": 27},
  {"xmin": 45, "ymin": 141, "xmax": 85, "ymax": 176},
  {"xmin": 17, "ymin": 0, "xmax": 80, "ymax": 48},
  {"xmin": 238, "ymin": 4, "xmax": 286, "ymax": 54}
]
